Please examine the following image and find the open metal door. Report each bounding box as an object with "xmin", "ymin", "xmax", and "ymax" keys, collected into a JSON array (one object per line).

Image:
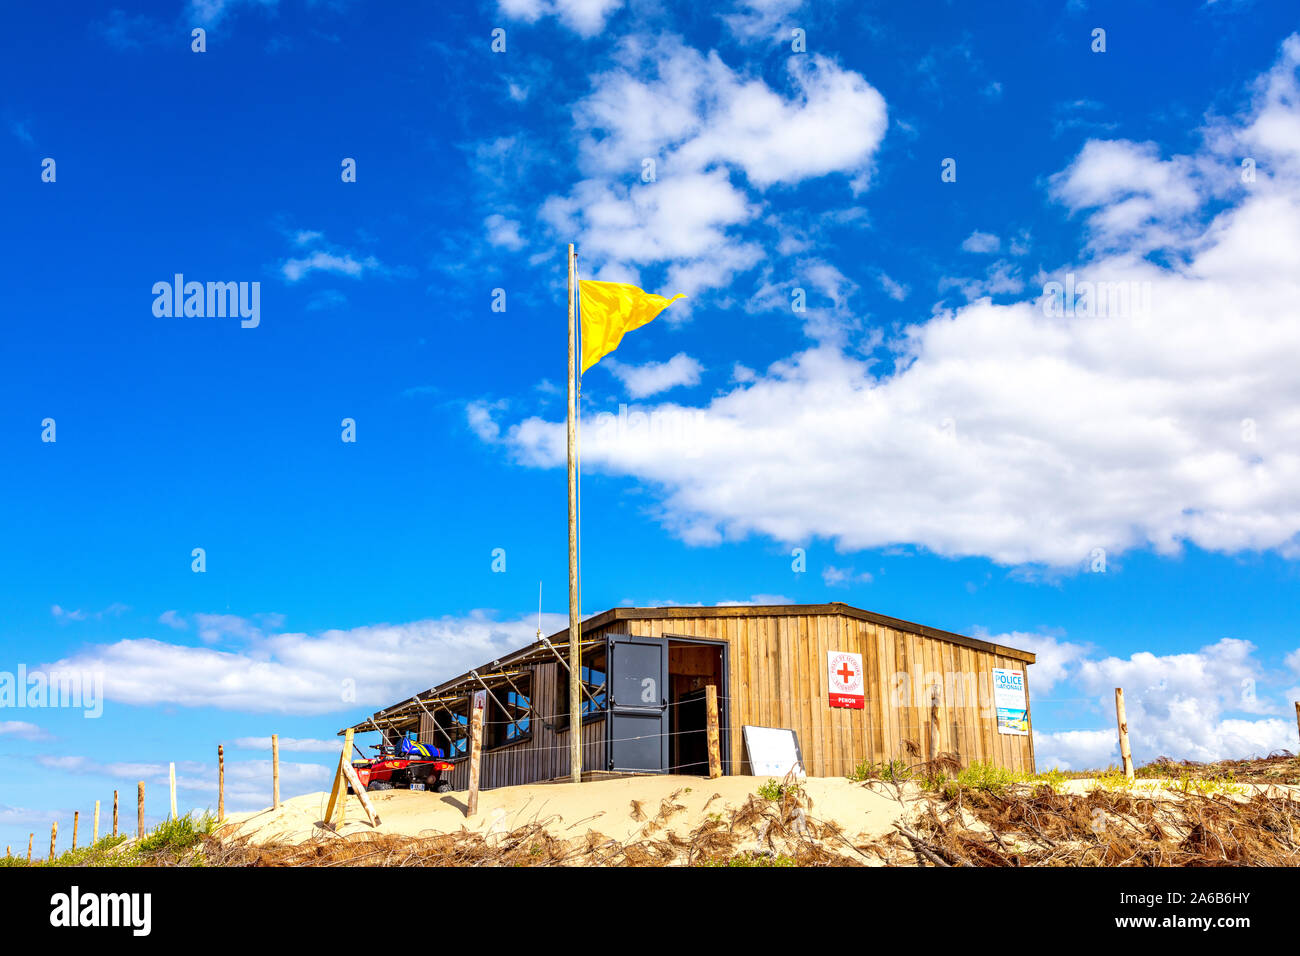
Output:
[{"xmin": 606, "ymin": 634, "xmax": 669, "ymax": 773}]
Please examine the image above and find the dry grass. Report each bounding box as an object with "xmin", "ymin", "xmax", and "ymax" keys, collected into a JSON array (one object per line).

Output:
[
  {"xmin": 207, "ymin": 777, "xmax": 868, "ymax": 867},
  {"xmin": 873, "ymin": 784, "xmax": 1300, "ymax": 867}
]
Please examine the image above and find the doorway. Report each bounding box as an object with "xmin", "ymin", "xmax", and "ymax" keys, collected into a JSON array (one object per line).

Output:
[
  {"xmin": 604, "ymin": 634, "xmax": 729, "ymax": 775},
  {"xmin": 667, "ymin": 637, "xmax": 728, "ymax": 776}
]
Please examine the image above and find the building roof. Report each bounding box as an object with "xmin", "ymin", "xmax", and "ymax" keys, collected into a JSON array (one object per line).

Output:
[{"xmin": 339, "ymin": 602, "xmax": 1036, "ymax": 735}]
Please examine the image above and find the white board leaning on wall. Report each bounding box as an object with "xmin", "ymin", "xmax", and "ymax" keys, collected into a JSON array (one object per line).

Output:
[{"xmin": 742, "ymin": 726, "xmax": 806, "ymax": 777}]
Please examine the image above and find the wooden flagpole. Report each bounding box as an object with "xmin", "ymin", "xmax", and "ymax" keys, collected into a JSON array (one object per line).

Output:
[{"xmin": 568, "ymin": 242, "xmax": 582, "ymax": 784}]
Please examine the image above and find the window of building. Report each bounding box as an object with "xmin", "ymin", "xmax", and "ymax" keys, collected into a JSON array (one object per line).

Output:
[
  {"xmin": 486, "ymin": 675, "xmax": 532, "ymax": 749},
  {"xmin": 432, "ymin": 704, "xmax": 469, "ymax": 758},
  {"xmin": 556, "ymin": 647, "xmax": 607, "ymax": 732}
]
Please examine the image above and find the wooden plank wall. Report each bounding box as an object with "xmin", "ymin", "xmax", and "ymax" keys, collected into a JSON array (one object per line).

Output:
[
  {"xmin": 621, "ymin": 611, "xmax": 1035, "ymax": 777},
  {"xmin": 416, "ymin": 610, "xmax": 1034, "ymax": 787}
]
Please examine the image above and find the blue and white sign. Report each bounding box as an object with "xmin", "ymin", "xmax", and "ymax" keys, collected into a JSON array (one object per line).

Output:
[{"xmin": 992, "ymin": 668, "xmax": 1028, "ymax": 736}]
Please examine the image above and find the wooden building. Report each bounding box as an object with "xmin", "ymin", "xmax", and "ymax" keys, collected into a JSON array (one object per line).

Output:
[{"xmin": 341, "ymin": 603, "xmax": 1037, "ymax": 788}]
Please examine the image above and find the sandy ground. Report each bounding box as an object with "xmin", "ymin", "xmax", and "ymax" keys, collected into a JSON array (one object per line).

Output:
[
  {"xmin": 1054, "ymin": 778, "xmax": 1300, "ymax": 800},
  {"xmin": 221, "ymin": 774, "xmax": 925, "ymax": 851},
  {"xmin": 219, "ymin": 773, "xmax": 1300, "ymax": 866}
]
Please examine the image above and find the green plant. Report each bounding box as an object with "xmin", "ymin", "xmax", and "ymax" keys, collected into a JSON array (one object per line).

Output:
[
  {"xmin": 848, "ymin": 757, "xmax": 912, "ymax": 784},
  {"xmin": 698, "ymin": 852, "xmax": 796, "ymax": 867},
  {"xmin": 137, "ymin": 811, "xmax": 217, "ymax": 855},
  {"xmin": 756, "ymin": 779, "xmax": 802, "ymax": 802},
  {"xmin": 1025, "ymin": 768, "xmax": 1070, "ymax": 791}
]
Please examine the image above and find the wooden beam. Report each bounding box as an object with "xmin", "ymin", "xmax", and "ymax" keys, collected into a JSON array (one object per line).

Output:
[
  {"xmin": 49, "ymin": 821, "xmax": 56, "ymax": 861},
  {"xmin": 93, "ymin": 801, "xmax": 100, "ymax": 844},
  {"xmin": 324, "ymin": 727, "xmax": 354, "ymax": 827},
  {"xmin": 137, "ymin": 781, "xmax": 145, "ymax": 840},
  {"xmin": 112, "ymin": 790, "xmax": 118, "ymax": 838},
  {"xmin": 272, "ymin": 734, "xmax": 280, "ymax": 809},
  {"xmin": 339, "ymin": 760, "xmax": 380, "ymax": 826},
  {"xmin": 705, "ymin": 684, "xmax": 722, "ymax": 779},
  {"xmin": 218, "ymin": 744, "xmax": 225, "ymax": 822},
  {"xmin": 72, "ymin": 811, "xmax": 78, "ymax": 851},
  {"xmin": 1115, "ymin": 687, "xmax": 1134, "ymax": 780},
  {"xmin": 467, "ymin": 691, "xmax": 486, "ymax": 815},
  {"xmin": 928, "ymin": 684, "xmax": 941, "ymax": 762}
]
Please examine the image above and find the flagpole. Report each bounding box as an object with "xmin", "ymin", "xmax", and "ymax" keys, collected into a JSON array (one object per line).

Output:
[{"xmin": 567, "ymin": 243, "xmax": 582, "ymax": 784}]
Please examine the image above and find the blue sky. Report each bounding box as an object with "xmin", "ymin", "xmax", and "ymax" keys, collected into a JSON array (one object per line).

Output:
[{"xmin": 3, "ymin": 0, "xmax": 1300, "ymax": 852}]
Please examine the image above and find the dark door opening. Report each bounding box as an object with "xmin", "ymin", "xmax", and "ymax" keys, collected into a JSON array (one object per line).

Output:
[{"xmin": 668, "ymin": 639, "xmax": 726, "ymax": 776}]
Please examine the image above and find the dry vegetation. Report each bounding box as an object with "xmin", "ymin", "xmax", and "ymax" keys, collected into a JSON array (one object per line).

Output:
[
  {"xmin": 867, "ymin": 751, "xmax": 1300, "ymax": 867},
  {"xmin": 206, "ymin": 782, "xmax": 864, "ymax": 867},
  {"xmin": 13, "ymin": 753, "xmax": 1299, "ymax": 867}
]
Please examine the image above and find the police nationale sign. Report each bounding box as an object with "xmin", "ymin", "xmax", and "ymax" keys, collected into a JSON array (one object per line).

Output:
[
  {"xmin": 827, "ymin": 651, "xmax": 864, "ymax": 709},
  {"xmin": 992, "ymin": 667, "xmax": 1028, "ymax": 736}
]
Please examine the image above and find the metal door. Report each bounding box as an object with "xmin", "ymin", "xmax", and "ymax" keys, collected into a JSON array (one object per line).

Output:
[{"xmin": 606, "ymin": 635, "xmax": 669, "ymax": 772}]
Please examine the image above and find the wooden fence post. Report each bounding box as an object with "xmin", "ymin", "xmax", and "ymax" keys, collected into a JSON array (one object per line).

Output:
[
  {"xmin": 272, "ymin": 733, "xmax": 280, "ymax": 809},
  {"xmin": 169, "ymin": 762, "xmax": 177, "ymax": 820},
  {"xmin": 1294, "ymin": 701, "xmax": 1299, "ymax": 747},
  {"xmin": 218, "ymin": 744, "xmax": 225, "ymax": 822},
  {"xmin": 1115, "ymin": 687, "xmax": 1134, "ymax": 781},
  {"xmin": 113, "ymin": 790, "xmax": 119, "ymax": 837},
  {"xmin": 467, "ymin": 691, "xmax": 486, "ymax": 816},
  {"xmin": 93, "ymin": 800, "xmax": 100, "ymax": 843},
  {"xmin": 72, "ymin": 811, "xmax": 79, "ymax": 850},
  {"xmin": 705, "ymin": 684, "xmax": 722, "ymax": 779},
  {"xmin": 27, "ymin": 833, "xmax": 33, "ymax": 864},
  {"xmin": 49, "ymin": 821, "xmax": 57, "ymax": 861},
  {"xmin": 137, "ymin": 781, "xmax": 145, "ymax": 840}
]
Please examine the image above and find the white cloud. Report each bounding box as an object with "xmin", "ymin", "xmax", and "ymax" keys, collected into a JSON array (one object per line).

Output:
[
  {"xmin": 821, "ymin": 565, "xmax": 872, "ymax": 587},
  {"xmin": 877, "ymin": 272, "xmax": 909, "ymax": 301},
  {"xmin": 1032, "ymin": 635, "xmax": 1297, "ymax": 769},
  {"xmin": 1034, "ymin": 729, "xmax": 1117, "ymax": 771},
  {"xmin": 722, "ymin": 0, "xmax": 804, "ymax": 41},
  {"xmin": 231, "ymin": 736, "xmax": 341, "ymax": 753},
  {"xmin": 540, "ymin": 36, "xmax": 887, "ymax": 299},
  {"xmin": 188, "ymin": 0, "xmax": 277, "ymax": 28},
  {"xmin": 485, "ymin": 213, "xmax": 526, "ymax": 250},
  {"xmin": 603, "ymin": 352, "xmax": 703, "ymax": 397},
  {"xmin": 42, "ymin": 612, "xmax": 566, "ymax": 716},
  {"xmin": 52, "ymin": 603, "xmax": 128, "ymax": 623},
  {"xmin": 496, "ymin": 0, "xmax": 621, "ymax": 36},
  {"xmin": 975, "ymin": 631, "xmax": 1087, "ymax": 695},
  {"xmin": 194, "ymin": 612, "xmax": 283, "ymax": 645},
  {"xmin": 483, "ymin": 36, "xmax": 1300, "ymax": 568},
  {"xmin": 158, "ymin": 610, "xmax": 187, "ymax": 630},
  {"xmin": 0, "ymin": 721, "xmax": 49, "ymax": 741},
  {"xmin": 281, "ymin": 250, "xmax": 384, "ymax": 283},
  {"xmin": 36, "ymin": 754, "xmax": 331, "ymax": 813},
  {"xmin": 960, "ymin": 230, "xmax": 1000, "ymax": 253}
]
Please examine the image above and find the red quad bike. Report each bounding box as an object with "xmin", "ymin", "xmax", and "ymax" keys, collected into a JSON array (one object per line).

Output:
[{"xmin": 349, "ymin": 738, "xmax": 455, "ymax": 794}]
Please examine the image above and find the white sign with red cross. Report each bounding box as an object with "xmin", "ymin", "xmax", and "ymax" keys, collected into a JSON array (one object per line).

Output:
[{"xmin": 827, "ymin": 651, "xmax": 865, "ymax": 709}]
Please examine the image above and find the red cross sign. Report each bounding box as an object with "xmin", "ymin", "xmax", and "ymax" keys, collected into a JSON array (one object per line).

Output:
[{"xmin": 827, "ymin": 651, "xmax": 865, "ymax": 709}]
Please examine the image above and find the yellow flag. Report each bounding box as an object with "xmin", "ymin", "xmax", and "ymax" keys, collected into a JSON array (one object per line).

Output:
[{"xmin": 579, "ymin": 280, "xmax": 683, "ymax": 374}]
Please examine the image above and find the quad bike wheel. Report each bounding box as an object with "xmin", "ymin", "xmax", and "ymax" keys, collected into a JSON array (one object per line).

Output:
[
  {"xmin": 367, "ymin": 780, "xmax": 394, "ymax": 791},
  {"xmin": 433, "ymin": 780, "xmax": 452, "ymax": 794}
]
